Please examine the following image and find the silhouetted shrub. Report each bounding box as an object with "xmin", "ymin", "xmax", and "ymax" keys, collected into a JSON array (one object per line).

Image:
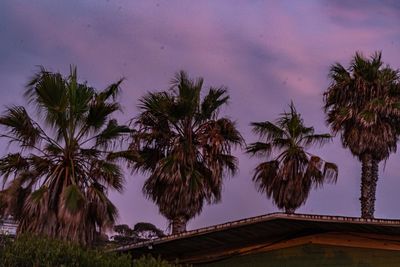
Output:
[{"xmin": 0, "ymin": 233, "xmax": 131, "ymax": 267}]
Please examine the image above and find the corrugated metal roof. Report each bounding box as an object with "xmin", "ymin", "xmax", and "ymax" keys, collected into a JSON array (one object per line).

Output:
[{"xmin": 113, "ymin": 213, "xmax": 400, "ymax": 261}]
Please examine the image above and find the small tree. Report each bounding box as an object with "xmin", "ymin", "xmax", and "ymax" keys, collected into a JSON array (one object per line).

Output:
[
  {"xmin": 113, "ymin": 223, "xmax": 165, "ymax": 245},
  {"xmin": 247, "ymin": 103, "xmax": 338, "ymax": 213}
]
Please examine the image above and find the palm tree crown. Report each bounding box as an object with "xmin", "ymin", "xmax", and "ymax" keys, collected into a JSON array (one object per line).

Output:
[
  {"xmin": 247, "ymin": 103, "xmax": 338, "ymax": 213},
  {"xmin": 0, "ymin": 66, "xmax": 130, "ymax": 245},
  {"xmin": 324, "ymin": 51, "xmax": 400, "ymax": 218},
  {"xmin": 133, "ymin": 71, "xmax": 243, "ymax": 234}
]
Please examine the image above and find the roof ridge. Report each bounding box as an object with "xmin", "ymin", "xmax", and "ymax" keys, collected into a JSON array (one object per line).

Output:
[{"xmin": 112, "ymin": 212, "xmax": 400, "ymax": 252}]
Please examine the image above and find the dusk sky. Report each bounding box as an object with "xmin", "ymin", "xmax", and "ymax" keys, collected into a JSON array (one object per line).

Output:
[{"xmin": 1, "ymin": 0, "xmax": 400, "ymax": 233}]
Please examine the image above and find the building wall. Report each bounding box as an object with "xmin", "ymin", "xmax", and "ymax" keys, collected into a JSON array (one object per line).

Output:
[{"xmin": 197, "ymin": 244, "xmax": 400, "ymax": 267}]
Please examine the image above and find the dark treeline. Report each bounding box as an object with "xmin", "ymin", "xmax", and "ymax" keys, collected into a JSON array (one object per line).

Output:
[{"xmin": 0, "ymin": 51, "xmax": 399, "ymax": 246}]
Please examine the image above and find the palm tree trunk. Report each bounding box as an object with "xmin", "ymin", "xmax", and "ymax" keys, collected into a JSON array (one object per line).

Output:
[
  {"xmin": 360, "ymin": 153, "xmax": 375, "ymax": 219},
  {"xmin": 285, "ymin": 207, "xmax": 295, "ymax": 214},
  {"xmin": 171, "ymin": 216, "xmax": 187, "ymax": 234},
  {"xmin": 369, "ymin": 159, "xmax": 379, "ymax": 216}
]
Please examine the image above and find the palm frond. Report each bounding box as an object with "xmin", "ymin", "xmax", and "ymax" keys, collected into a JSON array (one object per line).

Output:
[
  {"xmin": 94, "ymin": 119, "xmax": 131, "ymax": 149},
  {"xmin": 200, "ymin": 87, "xmax": 229, "ymax": 120},
  {"xmin": 250, "ymin": 121, "xmax": 284, "ymax": 140},
  {"xmin": 323, "ymin": 162, "xmax": 339, "ymax": 183},
  {"xmin": 215, "ymin": 118, "xmax": 244, "ymax": 146},
  {"xmin": 214, "ymin": 153, "xmax": 238, "ymax": 176},
  {"xmin": 68, "ymin": 83, "xmax": 94, "ymax": 122},
  {"xmin": 97, "ymin": 78, "xmax": 124, "ymax": 102},
  {"xmin": 24, "ymin": 69, "xmax": 68, "ymax": 129},
  {"xmin": 252, "ymin": 161, "xmax": 279, "ymax": 196},
  {"xmin": 0, "ymin": 153, "xmax": 29, "ymax": 186},
  {"xmin": 106, "ymin": 150, "xmax": 141, "ymax": 164},
  {"xmin": 90, "ymin": 160, "xmax": 124, "ymax": 192},
  {"xmin": 85, "ymin": 102, "xmax": 120, "ymax": 131},
  {"xmin": 61, "ymin": 185, "xmax": 85, "ymax": 214},
  {"xmin": 0, "ymin": 106, "xmax": 41, "ymax": 147},
  {"xmin": 301, "ymin": 133, "xmax": 332, "ymax": 148},
  {"xmin": 246, "ymin": 142, "xmax": 273, "ymax": 157}
]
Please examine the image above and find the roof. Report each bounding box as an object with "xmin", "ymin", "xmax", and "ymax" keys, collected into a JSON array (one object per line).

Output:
[{"xmin": 114, "ymin": 213, "xmax": 400, "ymax": 262}]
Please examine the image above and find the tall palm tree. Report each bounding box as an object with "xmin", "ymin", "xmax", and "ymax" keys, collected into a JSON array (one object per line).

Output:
[
  {"xmin": 247, "ymin": 103, "xmax": 338, "ymax": 214},
  {"xmin": 0, "ymin": 66, "xmax": 131, "ymax": 245},
  {"xmin": 133, "ymin": 71, "xmax": 243, "ymax": 234},
  {"xmin": 324, "ymin": 52, "xmax": 400, "ymax": 218}
]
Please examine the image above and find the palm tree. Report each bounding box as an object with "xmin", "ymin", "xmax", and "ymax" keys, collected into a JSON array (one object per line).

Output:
[
  {"xmin": 324, "ymin": 52, "xmax": 400, "ymax": 218},
  {"xmin": 0, "ymin": 66, "xmax": 131, "ymax": 245},
  {"xmin": 132, "ymin": 71, "xmax": 243, "ymax": 234},
  {"xmin": 247, "ymin": 103, "xmax": 338, "ymax": 214}
]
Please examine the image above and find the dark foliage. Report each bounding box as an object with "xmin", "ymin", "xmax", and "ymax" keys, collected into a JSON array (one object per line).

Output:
[{"xmin": 247, "ymin": 103, "xmax": 338, "ymax": 213}]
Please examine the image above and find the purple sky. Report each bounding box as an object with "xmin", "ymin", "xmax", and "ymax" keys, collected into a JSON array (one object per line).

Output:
[{"xmin": 1, "ymin": 0, "xmax": 400, "ymax": 233}]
